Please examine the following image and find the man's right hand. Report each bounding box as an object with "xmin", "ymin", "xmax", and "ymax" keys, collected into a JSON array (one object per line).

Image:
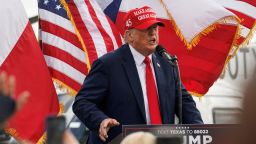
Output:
[{"xmin": 99, "ymin": 118, "xmax": 120, "ymax": 142}]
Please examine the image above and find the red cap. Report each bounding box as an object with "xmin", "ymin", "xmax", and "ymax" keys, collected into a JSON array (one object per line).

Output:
[{"xmin": 125, "ymin": 6, "xmax": 164, "ymax": 30}]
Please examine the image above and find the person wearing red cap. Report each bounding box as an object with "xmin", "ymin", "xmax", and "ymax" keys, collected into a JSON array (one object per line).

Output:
[{"xmin": 73, "ymin": 6, "xmax": 203, "ymax": 144}]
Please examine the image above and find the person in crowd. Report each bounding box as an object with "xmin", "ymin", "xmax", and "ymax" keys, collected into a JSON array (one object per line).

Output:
[
  {"xmin": 0, "ymin": 71, "xmax": 29, "ymax": 129},
  {"xmin": 73, "ymin": 6, "xmax": 203, "ymax": 144},
  {"xmin": 0, "ymin": 71, "xmax": 79, "ymax": 144},
  {"xmin": 121, "ymin": 131, "xmax": 156, "ymax": 144}
]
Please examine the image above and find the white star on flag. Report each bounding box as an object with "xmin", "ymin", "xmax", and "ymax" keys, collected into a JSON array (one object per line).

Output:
[
  {"xmin": 44, "ymin": 0, "xmax": 49, "ymax": 5},
  {"xmin": 55, "ymin": 4, "xmax": 61, "ymax": 10}
]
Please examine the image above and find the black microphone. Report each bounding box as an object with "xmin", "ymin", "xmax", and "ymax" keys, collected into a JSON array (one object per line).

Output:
[
  {"xmin": 156, "ymin": 45, "xmax": 177, "ymax": 65},
  {"xmin": 156, "ymin": 45, "xmax": 182, "ymax": 124}
]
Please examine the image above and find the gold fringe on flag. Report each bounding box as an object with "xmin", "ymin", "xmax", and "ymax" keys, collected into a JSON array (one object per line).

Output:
[
  {"xmin": 159, "ymin": 0, "xmax": 241, "ymax": 50},
  {"xmin": 37, "ymin": 103, "xmax": 65, "ymax": 144},
  {"xmin": 53, "ymin": 78, "xmax": 77, "ymax": 96},
  {"xmin": 189, "ymin": 91, "xmax": 204, "ymax": 97},
  {"xmin": 219, "ymin": 21, "xmax": 255, "ymax": 87},
  {"xmin": 191, "ymin": 24, "xmax": 242, "ymax": 97},
  {"xmin": 5, "ymin": 103, "xmax": 64, "ymax": 144},
  {"xmin": 37, "ymin": 132, "xmax": 47, "ymax": 144},
  {"xmin": 239, "ymin": 22, "xmax": 256, "ymax": 47},
  {"xmin": 223, "ymin": 24, "xmax": 242, "ymax": 70},
  {"xmin": 60, "ymin": 0, "xmax": 91, "ymax": 71},
  {"xmin": 159, "ymin": 0, "xmax": 243, "ymax": 96},
  {"xmin": 189, "ymin": 25, "xmax": 241, "ymax": 97},
  {"xmin": 4, "ymin": 128, "xmax": 18, "ymax": 139}
]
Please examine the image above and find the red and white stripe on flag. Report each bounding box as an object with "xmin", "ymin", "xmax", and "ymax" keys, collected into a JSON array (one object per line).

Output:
[
  {"xmin": 39, "ymin": 0, "xmax": 88, "ymax": 93},
  {"xmin": 115, "ymin": 0, "xmax": 240, "ymax": 96},
  {"xmin": 61, "ymin": 0, "xmax": 123, "ymax": 66},
  {"xmin": 39, "ymin": 0, "xmax": 122, "ymax": 94},
  {"xmin": 215, "ymin": 0, "xmax": 256, "ymax": 46},
  {"xmin": 0, "ymin": 0, "xmax": 59, "ymax": 143}
]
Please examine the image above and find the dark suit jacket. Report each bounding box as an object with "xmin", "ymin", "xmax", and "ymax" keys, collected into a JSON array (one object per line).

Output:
[{"xmin": 73, "ymin": 44, "xmax": 203, "ymax": 144}]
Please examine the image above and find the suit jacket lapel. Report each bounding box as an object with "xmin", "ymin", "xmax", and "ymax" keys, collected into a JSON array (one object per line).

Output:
[
  {"xmin": 120, "ymin": 45, "xmax": 146, "ymax": 122},
  {"xmin": 152, "ymin": 54, "xmax": 167, "ymax": 123}
]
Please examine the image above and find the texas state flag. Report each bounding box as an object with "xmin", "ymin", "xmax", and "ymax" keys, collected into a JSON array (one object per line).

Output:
[
  {"xmin": 0, "ymin": 0, "xmax": 59, "ymax": 142},
  {"xmin": 96, "ymin": 0, "xmax": 245, "ymax": 96}
]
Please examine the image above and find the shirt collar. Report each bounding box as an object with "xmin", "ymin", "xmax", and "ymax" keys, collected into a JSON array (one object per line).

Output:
[{"xmin": 129, "ymin": 44, "xmax": 152, "ymax": 66}]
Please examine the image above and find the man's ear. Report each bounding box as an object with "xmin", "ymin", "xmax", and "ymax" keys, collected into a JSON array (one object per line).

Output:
[{"xmin": 124, "ymin": 30, "xmax": 133, "ymax": 43}]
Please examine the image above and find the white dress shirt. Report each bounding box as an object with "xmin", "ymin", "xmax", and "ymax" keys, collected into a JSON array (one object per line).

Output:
[{"xmin": 129, "ymin": 44, "xmax": 159, "ymax": 124}]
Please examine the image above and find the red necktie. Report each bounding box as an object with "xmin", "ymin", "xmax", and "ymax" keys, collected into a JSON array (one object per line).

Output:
[{"xmin": 144, "ymin": 56, "xmax": 162, "ymax": 124}]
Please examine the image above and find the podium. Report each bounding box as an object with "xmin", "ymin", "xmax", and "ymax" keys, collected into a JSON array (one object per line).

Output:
[{"xmin": 109, "ymin": 124, "xmax": 240, "ymax": 144}]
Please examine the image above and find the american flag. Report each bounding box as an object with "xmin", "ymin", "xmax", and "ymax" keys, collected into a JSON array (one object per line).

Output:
[
  {"xmin": 39, "ymin": 0, "xmax": 88, "ymax": 93},
  {"xmin": 38, "ymin": 0, "xmax": 122, "ymax": 93},
  {"xmin": 61, "ymin": 0, "xmax": 123, "ymax": 64}
]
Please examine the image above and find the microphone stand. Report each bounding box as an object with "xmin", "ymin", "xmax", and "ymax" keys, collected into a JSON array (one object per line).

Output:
[{"xmin": 166, "ymin": 56, "xmax": 182, "ymax": 124}]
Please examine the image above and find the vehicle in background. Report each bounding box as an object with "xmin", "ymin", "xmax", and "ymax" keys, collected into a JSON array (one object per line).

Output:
[{"xmin": 195, "ymin": 44, "xmax": 256, "ymax": 124}]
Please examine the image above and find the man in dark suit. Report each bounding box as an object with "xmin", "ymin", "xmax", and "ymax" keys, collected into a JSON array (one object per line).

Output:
[{"xmin": 73, "ymin": 6, "xmax": 203, "ymax": 144}]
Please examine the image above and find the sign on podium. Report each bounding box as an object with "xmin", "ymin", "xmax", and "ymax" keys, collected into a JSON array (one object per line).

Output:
[{"xmin": 110, "ymin": 124, "xmax": 240, "ymax": 144}]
